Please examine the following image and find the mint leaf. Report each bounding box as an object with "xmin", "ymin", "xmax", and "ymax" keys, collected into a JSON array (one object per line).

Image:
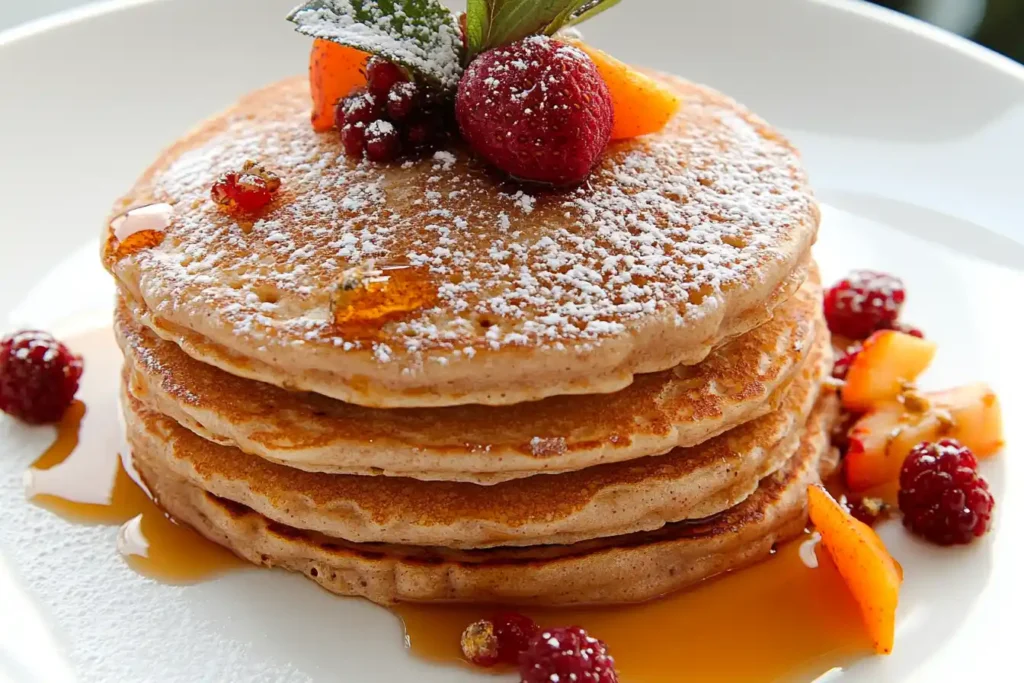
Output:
[
  {"xmin": 465, "ymin": 0, "xmax": 583, "ymax": 57},
  {"xmin": 566, "ymin": 0, "xmax": 622, "ymax": 26},
  {"xmin": 287, "ymin": 1, "xmax": 463, "ymax": 91}
]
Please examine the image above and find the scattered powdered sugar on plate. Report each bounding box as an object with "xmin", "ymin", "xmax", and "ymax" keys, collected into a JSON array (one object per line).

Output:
[{"xmin": 114, "ymin": 78, "xmax": 815, "ymax": 365}]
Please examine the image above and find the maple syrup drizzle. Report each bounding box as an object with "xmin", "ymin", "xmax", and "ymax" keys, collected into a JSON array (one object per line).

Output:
[
  {"xmin": 23, "ymin": 328, "xmax": 873, "ymax": 679},
  {"xmin": 394, "ymin": 536, "xmax": 872, "ymax": 682},
  {"xmin": 24, "ymin": 327, "xmax": 243, "ymax": 583}
]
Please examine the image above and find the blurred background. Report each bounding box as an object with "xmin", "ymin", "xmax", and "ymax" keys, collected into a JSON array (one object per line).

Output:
[{"xmin": 0, "ymin": 0, "xmax": 1021, "ymax": 63}]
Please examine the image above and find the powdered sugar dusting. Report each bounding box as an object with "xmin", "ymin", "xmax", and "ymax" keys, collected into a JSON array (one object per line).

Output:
[{"xmin": 112, "ymin": 77, "xmax": 816, "ymax": 367}]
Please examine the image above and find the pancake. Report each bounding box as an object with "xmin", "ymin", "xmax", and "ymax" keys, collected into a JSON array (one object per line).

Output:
[
  {"xmin": 119, "ymin": 276, "xmax": 822, "ymax": 483},
  {"xmin": 103, "ymin": 73, "xmax": 819, "ymax": 408},
  {"xmin": 127, "ymin": 392, "xmax": 839, "ymax": 605},
  {"xmin": 120, "ymin": 323, "xmax": 829, "ymax": 549}
]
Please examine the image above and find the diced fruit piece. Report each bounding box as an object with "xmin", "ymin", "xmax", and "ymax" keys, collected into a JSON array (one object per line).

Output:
[
  {"xmin": 844, "ymin": 383, "xmax": 1003, "ymax": 491},
  {"xmin": 824, "ymin": 270, "xmax": 905, "ymax": 340},
  {"xmin": 456, "ymin": 36, "xmax": 613, "ymax": 185},
  {"xmin": 519, "ymin": 626, "xmax": 617, "ymax": 683},
  {"xmin": 841, "ymin": 331, "xmax": 937, "ymax": 412},
  {"xmin": 210, "ymin": 161, "xmax": 281, "ymax": 215},
  {"xmin": 898, "ymin": 439, "xmax": 994, "ymax": 545},
  {"xmin": 0, "ymin": 331, "xmax": 83, "ymax": 424},
  {"xmin": 568, "ymin": 40, "xmax": 681, "ymax": 140},
  {"xmin": 309, "ymin": 39, "xmax": 369, "ymax": 132},
  {"xmin": 807, "ymin": 485, "xmax": 902, "ymax": 655}
]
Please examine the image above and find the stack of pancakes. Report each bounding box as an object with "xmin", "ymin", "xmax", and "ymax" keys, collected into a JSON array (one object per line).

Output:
[{"xmin": 103, "ymin": 74, "xmax": 836, "ymax": 605}]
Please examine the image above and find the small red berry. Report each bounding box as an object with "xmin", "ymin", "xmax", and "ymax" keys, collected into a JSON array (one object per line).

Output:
[
  {"xmin": 364, "ymin": 120, "xmax": 402, "ymax": 162},
  {"xmin": 404, "ymin": 114, "xmax": 446, "ymax": 153},
  {"xmin": 365, "ymin": 56, "xmax": 407, "ymax": 97},
  {"xmin": 0, "ymin": 331, "xmax": 83, "ymax": 424},
  {"xmin": 846, "ymin": 496, "xmax": 890, "ymax": 527},
  {"xmin": 823, "ymin": 270, "xmax": 905, "ymax": 339},
  {"xmin": 341, "ymin": 123, "xmax": 367, "ymax": 157},
  {"xmin": 338, "ymin": 91, "xmax": 383, "ymax": 128},
  {"xmin": 456, "ymin": 36, "xmax": 613, "ymax": 185},
  {"xmin": 386, "ymin": 81, "xmax": 420, "ymax": 121},
  {"xmin": 898, "ymin": 439, "xmax": 994, "ymax": 545},
  {"xmin": 460, "ymin": 612, "xmax": 539, "ymax": 667},
  {"xmin": 211, "ymin": 161, "xmax": 281, "ymax": 215},
  {"xmin": 832, "ymin": 343, "xmax": 863, "ymax": 381},
  {"xmin": 519, "ymin": 626, "xmax": 617, "ymax": 683}
]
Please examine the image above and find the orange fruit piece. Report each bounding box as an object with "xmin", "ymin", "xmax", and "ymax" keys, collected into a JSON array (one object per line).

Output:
[
  {"xmin": 309, "ymin": 38, "xmax": 370, "ymax": 132},
  {"xmin": 807, "ymin": 485, "xmax": 903, "ymax": 655},
  {"xmin": 841, "ymin": 330, "xmax": 937, "ymax": 413},
  {"xmin": 569, "ymin": 40, "xmax": 682, "ymax": 140}
]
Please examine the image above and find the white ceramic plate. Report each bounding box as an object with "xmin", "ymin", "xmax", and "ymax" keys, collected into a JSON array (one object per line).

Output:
[{"xmin": 1, "ymin": 1, "xmax": 1023, "ymax": 681}]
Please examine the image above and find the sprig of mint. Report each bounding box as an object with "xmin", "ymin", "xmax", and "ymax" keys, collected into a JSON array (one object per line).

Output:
[
  {"xmin": 287, "ymin": 1, "xmax": 464, "ymax": 92},
  {"xmin": 464, "ymin": 0, "xmax": 622, "ymax": 60}
]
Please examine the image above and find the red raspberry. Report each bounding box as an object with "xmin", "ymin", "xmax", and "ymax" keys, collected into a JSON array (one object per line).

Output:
[
  {"xmin": 831, "ymin": 343, "xmax": 862, "ymax": 381},
  {"xmin": 0, "ymin": 331, "xmax": 83, "ymax": 424},
  {"xmin": 365, "ymin": 56, "xmax": 407, "ymax": 97},
  {"xmin": 898, "ymin": 439, "xmax": 994, "ymax": 545},
  {"xmin": 823, "ymin": 270, "xmax": 905, "ymax": 339},
  {"xmin": 336, "ymin": 90, "xmax": 384, "ymax": 129},
  {"xmin": 456, "ymin": 36, "xmax": 613, "ymax": 185},
  {"xmin": 519, "ymin": 626, "xmax": 617, "ymax": 683},
  {"xmin": 460, "ymin": 612, "xmax": 539, "ymax": 667},
  {"xmin": 210, "ymin": 161, "xmax": 281, "ymax": 215}
]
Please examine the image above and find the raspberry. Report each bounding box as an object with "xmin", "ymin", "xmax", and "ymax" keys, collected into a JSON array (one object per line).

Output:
[
  {"xmin": 0, "ymin": 331, "xmax": 83, "ymax": 424},
  {"xmin": 456, "ymin": 36, "xmax": 613, "ymax": 185},
  {"xmin": 519, "ymin": 626, "xmax": 617, "ymax": 683},
  {"xmin": 364, "ymin": 120, "xmax": 401, "ymax": 162},
  {"xmin": 340, "ymin": 123, "xmax": 367, "ymax": 157},
  {"xmin": 460, "ymin": 612, "xmax": 539, "ymax": 667},
  {"xmin": 898, "ymin": 439, "xmax": 994, "ymax": 545},
  {"xmin": 823, "ymin": 270, "xmax": 905, "ymax": 339},
  {"xmin": 210, "ymin": 161, "xmax": 281, "ymax": 215},
  {"xmin": 365, "ymin": 56, "xmax": 407, "ymax": 97},
  {"xmin": 386, "ymin": 81, "xmax": 420, "ymax": 121},
  {"xmin": 832, "ymin": 343, "xmax": 862, "ymax": 381}
]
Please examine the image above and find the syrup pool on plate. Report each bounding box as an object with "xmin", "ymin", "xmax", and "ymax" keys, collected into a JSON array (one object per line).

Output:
[
  {"xmin": 22, "ymin": 326, "xmax": 874, "ymax": 680},
  {"xmin": 23, "ymin": 326, "xmax": 243, "ymax": 582}
]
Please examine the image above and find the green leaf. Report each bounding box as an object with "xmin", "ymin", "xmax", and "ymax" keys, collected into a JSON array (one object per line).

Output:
[
  {"xmin": 566, "ymin": 0, "xmax": 623, "ymax": 27},
  {"xmin": 286, "ymin": 1, "xmax": 464, "ymax": 91},
  {"xmin": 465, "ymin": 0, "xmax": 489, "ymax": 57},
  {"xmin": 463, "ymin": 0, "xmax": 624, "ymax": 59}
]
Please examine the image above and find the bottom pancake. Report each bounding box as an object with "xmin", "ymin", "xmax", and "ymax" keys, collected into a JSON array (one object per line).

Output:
[{"xmin": 128, "ymin": 393, "xmax": 840, "ymax": 606}]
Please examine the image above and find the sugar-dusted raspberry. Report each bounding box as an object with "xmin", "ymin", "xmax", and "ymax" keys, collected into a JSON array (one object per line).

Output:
[
  {"xmin": 365, "ymin": 120, "xmax": 401, "ymax": 162},
  {"xmin": 823, "ymin": 270, "xmax": 905, "ymax": 339},
  {"xmin": 898, "ymin": 439, "xmax": 994, "ymax": 545},
  {"xmin": 365, "ymin": 56, "xmax": 407, "ymax": 96},
  {"xmin": 519, "ymin": 626, "xmax": 617, "ymax": 683},
  {"xmin": 460, "ymin": 611, "xmax": 539, "ymax": 667},
  {"xmin": 210, "ymin": 161, "xmax": 281, "ymax": 215},
  {"xmin": 456, "ymin": 36, "xmax": 613, "ymax": 185},
  {"xmin": 832, "ymin": 342, "xmax": 863, "ymax": 381},
  {"xmin": 0, "ymin": 331, "xmax": 83, "ymax": 424}
]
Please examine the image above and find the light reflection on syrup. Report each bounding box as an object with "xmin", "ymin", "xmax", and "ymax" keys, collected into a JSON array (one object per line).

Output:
[
  {"xmin": 394, "ymin": 534, "xmax": 872, "ymax": 682},
  {"xmin": 24, "ymin": 327, "xmax": 243, "ymax": 583}
]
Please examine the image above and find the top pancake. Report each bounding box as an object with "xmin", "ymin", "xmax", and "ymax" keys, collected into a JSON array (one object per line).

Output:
[{"xmin": 103, "ymin": 73, "xmax": 818, "ymax": 408}]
